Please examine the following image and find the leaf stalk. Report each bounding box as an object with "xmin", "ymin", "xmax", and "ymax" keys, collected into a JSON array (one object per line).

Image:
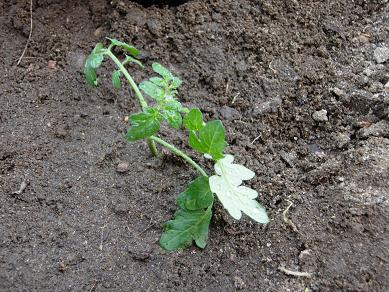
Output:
[{"xmin": 150, "ymin": 136, "xmax": 207, "ymax": 177}]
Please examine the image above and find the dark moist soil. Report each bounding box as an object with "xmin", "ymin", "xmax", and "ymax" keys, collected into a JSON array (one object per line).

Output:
[{"xmin": 1, "ymin": 0, "xmax": 388, "ymax": 291}]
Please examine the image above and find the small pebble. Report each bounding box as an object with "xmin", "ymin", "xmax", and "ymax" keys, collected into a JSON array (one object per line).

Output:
[
  {"xmin": 234, "ymin": 276, "xmax": 246, "ymax": 290},
  {"xmin": 369, "ymin": 81, "xmax": 383, "ymax": 93},
  {"xmin": 333, "ymin": 132, "xmax": 350, "ymax": 149},
  {"xmin": 357, "ymin": 120, "xmax": 389, "ymax": 139},
  {"xmin": 374, "ymin": 46, "xmax": 389, "ymax": 64},
  {"xmin": 312, "ymin": 109, "xmax": 328, "ymax": 122},
  {"xmin": 331, "ymin": 87, "xmax": 345, "ymax": 97},
  {"xmin": 94, "ymin": 27, "xmax": 103, "ymax": 37},
  {"xmin": 48, "ymin": 60, "xmax": 56, "ymax": 69},
  {"xmin": 219, "ymin": 105, "xmax": 240, "ymax": 120},
  {"xmin": 116, "ymin": 162, "xmax": 130, "ymax": 173}
]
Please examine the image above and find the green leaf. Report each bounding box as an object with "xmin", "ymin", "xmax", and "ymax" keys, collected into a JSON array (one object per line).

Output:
[
  {"xmin": 209, "ymin": 155, "xmax": 269, "ymax": 223},
  {"xmin": 183, "ymin": 108, "xmax": 204, "ymax": 131},
  {"xmin": 188, "ymin": 120, "xmax": 227, "ymax": 160},
  {"xmin": 124, "ymin": 55, "xmax": 144, "ymax": 68},
  {"xmin": 162, "ymin": 110, "xmax": 182, "ymax": 129},
  {"xmin": 84, "ymin": 65, "xmax": 98, "ymax": 86},
  {"xmin": 84, "ymin": 43, "xmax": 105, "ymax": 86},
  {"xmin": 112, "ymin": 70, "xmax": 121, "ymax": 89},
  {"xmin": 171, "ymin": 77, "xmax": 182, "ymax": 89},
  {"xmin": 127, "ymin": 108, "xmax": 162, "ymax": 141},
  {"xmin": 177, "ymin": 176, "xmax": 214, "ymax": 210},
  {"xmin": 139, "ymin": 81, "xmax": 164, "ymax": 102},
  {"xmin": 92, "ymin": 42, "xmax": 104, "ymax": 55},
  {"xmin": 160, "ymin": 206, "xmax": 212, "ymax": 250},
  {"xmin": 149, "ymin": 77, "xmax": 165, "ymax": 87},
  {"xmin": 107, "ymin": 37, "xmax": 140, "ymax": 57},
  {"xmin": 152, "ymin": 63, "xmax": 173, "ymax": 80},
  {"xmin": 86, "ymin": 52, "xmax": 103, "ymax": 69},
  {"xmin": 181, "ymin": 107, "xmax": 190, "ymax": 114},
  {"xmin": 164, "ymin": 100, "xmax": 183, "ymax": 112}
]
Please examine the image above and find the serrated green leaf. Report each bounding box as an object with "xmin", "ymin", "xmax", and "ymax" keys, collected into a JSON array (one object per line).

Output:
[
  {"xmin": 209, "ymin": 155, "xmax": 269, "ymax": 223},
  {"xmin": 183, "ymin": 108, "xmax": 204, "ymax": 131},
  {"xmin": 177, "ymin": 176, "xmax": 214, "ymax": 210},
  {"xmin": 152, "ymin": 63, "xmax": 173, "ymax": 80},
  {"xmin": 86, "ymin": 52, "xmax": 103, "ymax": 69},
  {"xmin": 160, "ymin": 206, "xmax": 212, "ymax": 250},
  {"xmin": 92, "ymin": 42, "xmax": 104, "ymax": 55},
  {"xmin": 127, "ymin": 108, "xmax": 162, "ymax": 141},
  {"xmin": 112, "ymin": 70, "xmax": 121, "ymax": 89},
  {"xmin": 171, "ymin": 77, "xmax": 182, "ymax": 89},
  {"xmin": 149, "ymin": 76, "xmax": 165, "ymax": 87},
  {"xmin": 124, "ymin": 55, "xmax": 144, "ymax": 68},
  {"xmin": 188, "ymin": 120, "xmax": 227, "ymax": 160},
  {"xmin": 107, "ymin": 37, "xmax": 140, "ymax": 57},
  {"xmin": 164, "ymin": 100, "xmax": 182, "ymax": 112},
  {"xmin": 139, "ymin": 81, "xmax": 164, "ymax": 102},
  {"xmin": 162, "ymin": 110, "xmax": 182, "ymax": 129}
]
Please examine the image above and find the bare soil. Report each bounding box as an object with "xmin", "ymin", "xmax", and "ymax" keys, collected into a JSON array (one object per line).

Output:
[{"xmin": 1, "ymin": 0, "xmax": 388, "ymax": 291}]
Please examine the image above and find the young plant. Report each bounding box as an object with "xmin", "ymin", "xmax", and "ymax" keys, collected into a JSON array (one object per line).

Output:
[{"xmin": 84, "ymin": 38, "xmax": 269, "ymax": 251}]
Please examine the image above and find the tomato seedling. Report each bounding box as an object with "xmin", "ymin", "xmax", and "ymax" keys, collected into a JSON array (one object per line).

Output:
[{"xmin": 84, "ymin": 38, "xmax": 269, "ymax": 250}]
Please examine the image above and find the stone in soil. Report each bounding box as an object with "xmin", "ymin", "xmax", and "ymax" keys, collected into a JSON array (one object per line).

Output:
[
  {"xmin": 374, "ymin": 46, "xmax": 389, "ymax": 64},
  {"xmin": 312, "ymin": 109, "xmax": 328, "ymax": 122},
  {"xmin": 116, "ymin": 162, "xmax": 130, "ymax": 173}
]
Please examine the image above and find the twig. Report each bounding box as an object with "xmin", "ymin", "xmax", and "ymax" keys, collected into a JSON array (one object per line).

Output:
[
  {"xmin": 231, "ymin": 92, "xmax": 240, "ymax": 104},
  {"xmin": 99, "ymin": 224, "xmax": 107, "ymax": 250},
  {"xmin": 17, "ymin": 0, "xmax": 33, "ymax": 66},
  {"xmin": 140, "ymin": 220, "xmax": 155, "ymax": 235},
  {"xmin": 88, "ymin": 280, "xmax": 97, "ymax": 292},
  {"xmin": 278, "ymin": 265, "xmax": 312, "ymax": 278},
  {"xmin": 12, "ymin": 178, "xmax": 28, "ymax": 195},
  {"xmin": 250, "ymin": 135, "xmax": 261, "ymax": 144},
  {"xmin": 282, "ymin": 201, "xmax": 299, "ymax": 232}
]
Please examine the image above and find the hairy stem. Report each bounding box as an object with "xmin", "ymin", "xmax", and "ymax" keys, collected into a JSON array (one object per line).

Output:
[
  {"xmin": 150, "ymin": 136, "xmax": 207, "ymax": 177},
  {"xmin": 146, "ymin": 138, "xmax": 159, "ymax": 157},
  {"xmin": 105, "ymin": 50, "xmax": 157, "ymax": 156}
]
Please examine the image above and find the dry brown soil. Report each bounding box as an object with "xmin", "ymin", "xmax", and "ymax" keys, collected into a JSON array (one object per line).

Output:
[{"xmin": 1, "ymin": 0, "xmax": 388, "ymax": 291}]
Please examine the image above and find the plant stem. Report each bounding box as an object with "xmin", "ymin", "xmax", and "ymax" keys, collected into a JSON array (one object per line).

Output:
[
  {"xmin": 146, "ymin": 138, "xmax": 158, "ymax": 157},
  {"xmin": 105, "ymin": 50, "xmax": 148, "ymax": 109},
  {"xmin": 150, "ymin": 136, "xmax": 208, "ymax": 177},
  {"xmin": 105, "ymin": 50, "xmax": 157, "ymax": 156}
]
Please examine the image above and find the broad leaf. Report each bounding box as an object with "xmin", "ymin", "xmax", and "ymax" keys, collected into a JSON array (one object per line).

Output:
[
  {"xmin": 112, "ymin": 70, "xmax": 121, "ymax": 89},
  {"xmin": 160, "ymin": 206, "xmax": 212, "ymax": 251},
  {"xmin": 127, "ymin": 108, "xmax": 162, "ymax": 141},
  {"xmin": 209, "ymin": 155, "xmax": 269, "ymax": 223},
  {"xmin": 188, "ymin": 120, "xmax": 226, "ymax": 160},
  {"xmin": 177, "ymin": 176, "xmax": 214, "ymax": 210},
  {"xmin": 183, "ymin": 108, "xmax": 204, "ymax": 131},
  {"xmin": 107, "ymin": 37, "xmax": 140, "ymax": 57},
  {"xmin": 152, "ymin": 63, "xmax": 173, "ymax": 80},
  {"xmin": 139, "ymin": 81, "xmax": 164, "ymax": 102},
  {"xmin": 162, "ymin": 110, "xmax": 182, "ymax": 129}
]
